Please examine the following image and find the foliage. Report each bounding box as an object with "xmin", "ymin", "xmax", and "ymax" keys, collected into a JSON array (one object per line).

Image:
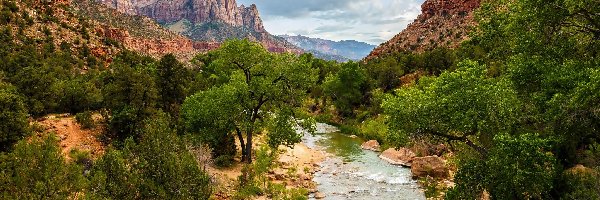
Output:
[
  {"xmin": 0, "ymin": 135, "xmax": 87, "ymax": 199},
  {"xmin": 88, "ymin": 113, "xmax": 212, "ymax": 199},
  {"xmin": 323, "ymin": 62, "xmax": 370, "ymax": 117},
  {"xmin": 0, "ymin": 81, "xmax": 29, "ymax": 152},
  {"xmin": 103, "ymin": 51, "xmax": 158, "ymax": 141},
  {"xmin": 185, "ymin": 39, "xmax": 317, "ymax": 163},
  {"xmin": 384, "ymin": 60, "xmax": 521, "ymax": 154},
  {"xmin": 447, "ymin": 134, "xmax": 558, "ymax": 199},
  {"xmin": 156, "ymin": 54, "xmax": 192, "ymax": 118},
  {"xmin": 558, "ymin": 166, "xmax": 600, "ymax": 200},
  {"xmin": 75, "ymin": 111, "xmax": 95, "ymax": 129}
]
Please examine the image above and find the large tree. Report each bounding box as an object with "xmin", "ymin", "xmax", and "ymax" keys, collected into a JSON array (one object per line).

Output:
[{"xmin": 182, "ymin": 39, "xmax": 317, "ymax": 163}]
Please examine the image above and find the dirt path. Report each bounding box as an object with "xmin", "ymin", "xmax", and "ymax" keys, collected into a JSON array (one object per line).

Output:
[{"xmin": 36, "ymin": 114, "xmax": 105, "ymax": 159}]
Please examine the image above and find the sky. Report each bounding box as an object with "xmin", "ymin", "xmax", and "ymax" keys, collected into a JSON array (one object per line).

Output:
[{"xmin": 237, "ymin": 0, "xmax": 425, "ymax": 45}]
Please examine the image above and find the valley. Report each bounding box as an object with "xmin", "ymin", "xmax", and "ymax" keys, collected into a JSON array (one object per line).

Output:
[{"xmin": 0, "ymin": 0, "xmax": 598, "ymax": 199}]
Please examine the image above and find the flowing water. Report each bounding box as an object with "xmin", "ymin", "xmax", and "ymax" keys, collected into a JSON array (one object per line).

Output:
[{"xmin": 303, "ymin": 123, "xmax": 425, "ymax": 200}]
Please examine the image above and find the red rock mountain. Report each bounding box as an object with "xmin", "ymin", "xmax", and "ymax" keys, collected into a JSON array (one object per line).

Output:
[
  {"xmin": 366, "ymin": 0, "xmax": 480, "ymax": 60},
  {"xmin": 95, "ymin": 0, "xmax": 300, "ymax": 53}
]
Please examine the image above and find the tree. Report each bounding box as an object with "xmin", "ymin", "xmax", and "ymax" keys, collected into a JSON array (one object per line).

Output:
[
  {"xmin": 183, "ymin": 39, "xmax": 317, "ymax": 163},
  {"xmin": 447, "ymin": 134, "xmax": 558, "ymax": 199},
  {"xmin": 383, "ymin": 60, "xmax": 521, "ymax": 154},
  {"xmin": 0, "ymin": 80, "xmax": 29, "ymax": 151},
  {"xmin": 0, "ymin": 135, "xmax": 87, "ymax": 199},
  {"xmin": 88, "ymin": 113, "xmax": 212, "ymax": 199},
  {"xmin": 103, "ymin": 52, "xmax": 158, "ymax": 141},
  {"xmin": 323, "ymin": 62, "xmax": 370, "ymax": 117},
  {"xmin": 156, "ymin": 54, "xmax": 192, "ymax": 118}
]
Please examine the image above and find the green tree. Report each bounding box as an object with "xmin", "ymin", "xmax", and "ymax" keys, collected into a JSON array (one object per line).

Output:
[
  {"xmin": 447, "ymin": 134, "xmax": 558, "ymax": 199},
  {"xmin": 0, "ymin": 135, "xmax": 87, "ymax": 199},
  {"xmin": 183, "ymin": 39, "xmax": 317, "ymax": 163},
  {"xmin": 323, "ymin": 62, "xmax": 370, "ymax": 117},
  {"xmin": 103, "ymin": 52, "xmax": 158, "ymax": 141},
  {"xmin": 384, "ymin": 61, "xmax": 521, "ymax": 154},
  {"xmin": 156, "ymin": 54, "xmax": 192, "ymax": 118},
  {"xmin": 0, "ymin": 80, "xmax": 29, "ymax": 151},
  {"xmin": 88, "ymin": 113, "xmax": 212, "ymax": 199}
]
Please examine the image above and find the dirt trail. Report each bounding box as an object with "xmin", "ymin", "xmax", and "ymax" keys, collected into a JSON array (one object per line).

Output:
[{"xmin": 36, "ymin": 114, "xmax": 105, "ymax": 159}]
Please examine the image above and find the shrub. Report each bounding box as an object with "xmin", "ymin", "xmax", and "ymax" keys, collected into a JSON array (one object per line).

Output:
[
  {"xmin": 559, "ymin": 166, "xmax": 600, "ymax": 199},
  {"xmin": 89, "ymin": 113, "xmax": 212, "ymax": 199},
  {"xmin": 75, "ymin": 111, "xmax": 95, "ymax": 129},
  {"xmin": 0, "ymin": 135, "xmax": 87, "ymax": 199},
  {"xmin": 214, "ymin": 154, "xmax": 234, "ymax": 168},
  {"xmin": 0, "ymin": 83, "xmax": 29, "ymax": 152}
]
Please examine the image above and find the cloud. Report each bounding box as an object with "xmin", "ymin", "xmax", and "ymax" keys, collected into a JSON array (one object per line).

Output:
[{"xmin": 237, "ymin": 0, "xmax": 425, "ymax": 45}]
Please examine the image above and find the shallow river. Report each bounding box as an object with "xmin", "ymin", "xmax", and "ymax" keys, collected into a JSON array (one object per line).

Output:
[{"xmin": 304, "ymin": 123, "xmax": 425, "ymax": 200}]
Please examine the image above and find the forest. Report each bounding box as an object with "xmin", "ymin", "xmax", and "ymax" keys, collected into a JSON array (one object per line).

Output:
[{"xmin": 1, "ymin": 0, "xmax": 599, "ymax": 199}]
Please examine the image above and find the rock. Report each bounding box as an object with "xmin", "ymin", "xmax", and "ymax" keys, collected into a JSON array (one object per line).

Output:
[
  {"xmin": 274, "ymin": 173, "xmax": 285, "ymax": 181},
  {"xmin": 299, "ymin": 173, "xmax": 312, "ymax": 181},
  {"xmin": 365, "ymin": 0, "xmax": 481, "ymax": 60},
  {"xmin": 96, "ymin": 0, "xmax": 302, "ymax": 54},
  {"xmin": 361, "ymin": 140, "xmax": 381, "ymax": 151},
  {"xmin": 379, "ymin": 148, "xmax": 416, "ymax": 167},
  {"xmin": 315, "ymin": 192, "xmax": 326, "ymax": 199},
  {"xmin": 411, "ymin": 156, "xmax": 449, "ymax": 179},
  {"xmin": 349, "ymin": 135, "xmax": 358, "ymax": 138}
]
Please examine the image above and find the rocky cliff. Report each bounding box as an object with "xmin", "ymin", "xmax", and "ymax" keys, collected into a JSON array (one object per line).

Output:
[
  {"xmin": 366, "ymin": 0, "xmax": 480, "ymax": 60},
  {"xmin": 95, "ymin": 0, "xmax": 300, "ymax": 53}
]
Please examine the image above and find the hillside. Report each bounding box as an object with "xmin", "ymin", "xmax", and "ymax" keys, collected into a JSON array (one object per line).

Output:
[
  {"xmin": 281, "ymin": 35, "xmax": 375, "ymax": 61},
  {"xmin": 366, "ymin": 0, "xmax": 480, "ymax": 60},
  {"xmin": 95, "ymin": 0, "xmax": 302, "ymax": 53}
]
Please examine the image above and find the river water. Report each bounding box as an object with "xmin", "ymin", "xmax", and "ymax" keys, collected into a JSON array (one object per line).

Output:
[{"xmin": 304, "ymin": 123, "xmax": 425, "ymax": 200}]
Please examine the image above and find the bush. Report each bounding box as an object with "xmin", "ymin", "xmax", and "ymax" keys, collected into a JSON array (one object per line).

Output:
[
  {"xmin": 0, "ymin": 135, "xmax": 87, "ymax": 199},
  {"xmin": 0, "ymin": 83, "xmax": 29, "ymax": 152},
  {"xmin": 214, "ymin": 154, "xmax": 234, "ymax": 168},
  {"xmin": 89, "ymin": 113, "xmax": 212, "ymax": 199},
  {"xmin": 559, "ymin": 166, "xmax": 600, "ymax": 199},
  {"xmin": 447, "ymin": 134, "xmax": 558, "ymax": 199},
  {"xmin": 75, "ymin": 111, "xmax": 95, "ymax": 129}
]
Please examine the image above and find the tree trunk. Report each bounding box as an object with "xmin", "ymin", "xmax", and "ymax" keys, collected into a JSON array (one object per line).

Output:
[
  {"xmin": 236, "ymin": 128, "xmax": 247, "ymax": 162},
  {"xmin": 245, "ymin": 131, "xmax": 253, "ymax": 163}
]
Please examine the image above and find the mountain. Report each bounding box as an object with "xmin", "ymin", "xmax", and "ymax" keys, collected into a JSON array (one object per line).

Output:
[
  {"xmin": 95, "ymin": 0, "xmax": 301, "ymax": 53},
  {"xmin": 280, "ymin": 35, "xmax": 376, "ymax": 61},
  {"xmin": 366, "ymin": 0, "xmax": 480, "ymax": 60},
  {"xmin": 72, "ymin": 0, "xmax": 203, "ymax": 60}
]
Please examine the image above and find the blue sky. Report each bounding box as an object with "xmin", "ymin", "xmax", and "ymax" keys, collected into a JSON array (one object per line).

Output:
[{"xmin": 237, "ymin": 0, "xmax": 425, "ymax": 45}]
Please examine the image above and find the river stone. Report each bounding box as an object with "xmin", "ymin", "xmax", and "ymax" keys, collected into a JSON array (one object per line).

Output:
[
  {"xmin": 315, "ymin": 192, "xmax": 326, "ymax": 199},
  {"xmin": 379, "ymin": 148, "xmax": 416, "ymax": 167},
  {"xmin": 361, "ymin": 140, "xmax": 381, "ymax": 151},
  {"xmin": 411, "ymin": 156, "xmax": 449, "ymax": 179}
]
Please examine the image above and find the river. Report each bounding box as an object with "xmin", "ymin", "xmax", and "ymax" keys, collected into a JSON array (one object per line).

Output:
[{"xmin": 303, "ymin": 123, "xmax": 425, "ymax": 200}]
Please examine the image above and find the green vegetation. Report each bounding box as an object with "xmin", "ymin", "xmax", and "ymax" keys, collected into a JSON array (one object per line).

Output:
[
  {"xmin": 0, "ymin": 0, "xmax": 597, "ymax": 198},
  {"xmin": 183, "ymin": 39, "xmax": 317, "ymax": 163}
]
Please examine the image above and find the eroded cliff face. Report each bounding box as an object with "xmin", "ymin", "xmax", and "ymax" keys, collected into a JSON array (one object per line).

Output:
[
  {"xmin": 366, "ymin": 0, "xmax": 480, "ymax": 60},
  {"xmin": 97, "ymin": 0, "xmax": 264, "ymax": 32},
  {"xmin": 96, "ymin": 0, "xmax": 299, "ymax": 53}
]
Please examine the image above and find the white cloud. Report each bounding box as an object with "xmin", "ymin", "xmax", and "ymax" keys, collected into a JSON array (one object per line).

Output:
[{"xmin": 238, "ymin": 0, "xmax": 425, "ymax": 45}]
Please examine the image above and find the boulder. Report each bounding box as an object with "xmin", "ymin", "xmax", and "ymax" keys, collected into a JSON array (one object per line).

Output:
[
  {"xmin": 314, "ymin": 192, "xmax": 326, "ymax": 199},
  {"xmin": 379, "ymin": 148, "xmax": 416, "ymax": 167},
  {"xmin": 411, "ymin": 156, "xmax": 449, "ymax": 179},
  {"xmin": 361, "ymin": 140, "xmax": 380, "ymax": 151}
]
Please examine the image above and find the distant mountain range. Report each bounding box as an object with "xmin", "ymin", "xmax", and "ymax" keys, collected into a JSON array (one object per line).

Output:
[{"xmin": 280, "ymin": 35, "xmax": 376, "ymax": 61}]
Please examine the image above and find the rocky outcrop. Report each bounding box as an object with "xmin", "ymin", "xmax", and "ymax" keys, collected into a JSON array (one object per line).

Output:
[
  {"xmin": 366, "ymin": 0, "xmax": 480, "ymax": 60},
  {"xmin": 379, "ymin": 148, "xmax": 416, "ymax": 167},
  {"xmin": 411, "ymin": 156, "xmax": 449, "ymax": 179},
  {"xmin": 240, "ymin": 4, "xmax": 264, "ymax": 33},
  {"xmin": 95, "ymin": 0, "xmax": 300, "ymax": 53},
  {"xmin": 361, "ymin": 140, "xmax": 381, "ymax": 152},
  {"xmin": 96, "ymin": 26, "xmax": 201, "ymax": 60}
]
